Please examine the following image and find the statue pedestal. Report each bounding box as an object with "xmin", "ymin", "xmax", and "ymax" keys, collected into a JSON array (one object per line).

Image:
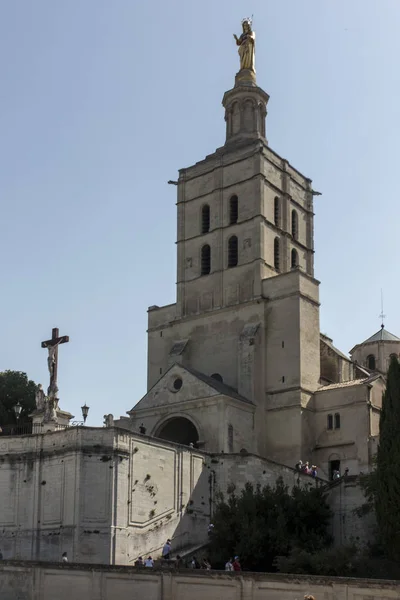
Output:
[
  {"xmin": 30, "ymin": 407, "xmax": 74, "ymax": 434},
  {"xmin": 235, "ymin": 68, "xmax": 256, "ymax": 87}
]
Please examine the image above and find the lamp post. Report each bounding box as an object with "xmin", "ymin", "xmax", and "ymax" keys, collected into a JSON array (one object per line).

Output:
[
  {"xmin": 81, "ymin": 404, "xmax": 89, "ymax": 424},
  {"xmin": 14, "ymin": 402, "xmax": 22, "ymax": 421}
]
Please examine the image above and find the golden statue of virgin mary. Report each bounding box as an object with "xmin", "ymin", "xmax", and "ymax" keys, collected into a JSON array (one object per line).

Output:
[{"xmin": 233, "ymin": 18, "xmax": 255, "ymax": 73}]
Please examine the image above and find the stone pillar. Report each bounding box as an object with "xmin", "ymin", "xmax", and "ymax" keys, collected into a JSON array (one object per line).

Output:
[
  {"xmin": 176, "ymin": 174, "xmax": 186, "ymax": 317},
  {"xmin": 238, "ymin": 323, "xmax": 260, "ymax": 402},
  {"xmin": 305, "ymin": 179, "xmax": 315, "ymax": 277},
  {"xmin": 281, "ymin": 161, "xmax": 291, "ymax": 273},
  {"xmin": 240, "ymin": 577, "xmax": 254, "ymax": 600}
]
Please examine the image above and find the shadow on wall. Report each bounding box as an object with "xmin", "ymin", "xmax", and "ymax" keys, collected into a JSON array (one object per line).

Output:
[
  {"xmin": 327, "ymin": 475, "xmax": 376, "ymax": 548},
  {"xmin": 126, "ymin": 438, "xmax": 212, "ymax": 565}
]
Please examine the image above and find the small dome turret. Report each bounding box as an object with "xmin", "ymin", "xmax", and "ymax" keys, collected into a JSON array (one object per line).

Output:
[{"xmin": 350, "ymin": 325, "xmax": 400, "ymax": 374}]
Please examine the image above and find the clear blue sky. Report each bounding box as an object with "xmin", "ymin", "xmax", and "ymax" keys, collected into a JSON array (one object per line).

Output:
[{"xmin": 1, "ymin": 1, "xmax": 399, "ymax": 426}]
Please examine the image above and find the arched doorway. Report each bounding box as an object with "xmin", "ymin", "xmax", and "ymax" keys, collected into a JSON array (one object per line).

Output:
[{"xmin": 155, "ymin": 417, "xmax": 199, "ymax": 447}]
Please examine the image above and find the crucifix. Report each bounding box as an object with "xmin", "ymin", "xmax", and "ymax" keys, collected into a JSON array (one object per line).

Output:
[{"xmin": 41, "ymin": 327, "xmax": 69, "ymax": 398}]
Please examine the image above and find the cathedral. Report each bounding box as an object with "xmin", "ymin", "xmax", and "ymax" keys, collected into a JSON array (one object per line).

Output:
[
  {"xmin": 118, "ymin": 19, "xmax": 400, "ymax": 481},
  {"xmin": 2, "ymin": 19, "xmax": 399, "ymax": 566}
]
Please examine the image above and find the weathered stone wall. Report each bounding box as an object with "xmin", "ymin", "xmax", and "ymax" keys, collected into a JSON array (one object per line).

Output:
[
  {"xmin": 1, "ymin": 561, "xmax": 399, "ymax": 600},
  {"xmin": 328, "ymin": 476, "xmax": 376, "ymax": 548},
  {"xmin": 351, "ymin": 339, "xmax": 400, "ymax": 374},
  {"xmin": 126, "ymin": 363, "xmax": 257, "ymax": 455},
  {"xmin": 147, "ymin": 297, "xmax": 266, "ymax": 394},
  {"xmin": 320, "ymin": 336, "xmax": 353, "ymax": 384},
  {"xmin": 210, "ymin": 452, "xmax": 321, "ymax": 497},
  {"xmin": 0, "ymin": 426, "xmax": 375, "ymax": 567},
  {"xmin": 0, "ymin": 427, "xmax": 210, "ymax": 565}
]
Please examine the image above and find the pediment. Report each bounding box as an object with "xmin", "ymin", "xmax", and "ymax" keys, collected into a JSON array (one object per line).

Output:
[{"xmin": 129, "ymin": 364, "xmax": 221, "ymax": 413}]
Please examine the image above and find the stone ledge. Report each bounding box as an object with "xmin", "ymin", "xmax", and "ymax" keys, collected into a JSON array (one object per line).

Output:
[{"xmin": 0, "ymin": 560, "xmax": 399, "ymax": 587}]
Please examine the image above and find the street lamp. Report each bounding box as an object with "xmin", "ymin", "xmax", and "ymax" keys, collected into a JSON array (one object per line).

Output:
[
  {"xmin": 14, "ymin": 402, "xmax": 22, "ymax": 420},
  {"xmin": 81, "ymin": 404, "xmax": 89, "ymax": 423}
]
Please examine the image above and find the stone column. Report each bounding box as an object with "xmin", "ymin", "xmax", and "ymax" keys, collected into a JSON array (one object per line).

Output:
[
  {"xmin": 305, "ymin": 179, "xmax": 315, "ymax": 277},
  {"xmin": 281, "ymin": 160, "xmax": 291, "ymax": 272},
  {"xmin": 176, "ymin": 175, "xmax": 186, "ymax": 317}
]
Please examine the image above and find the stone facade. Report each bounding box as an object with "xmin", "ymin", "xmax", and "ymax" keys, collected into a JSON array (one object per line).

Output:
[
  {"xmin": 123, "ymin": 61, "xmax": 396, "ymax": 479},
  {"xmin": 1, "ymin": 561, "xmax": 399, "ymax": 600},
  {"xmin": 328, "ymin": 476, "xmax": 377, "ymax": 548},
  {"xmin": 313, "ymin": 375, "xmax": 385, "ymax": 479},
  {"xmin": 0, "ymin": 428, "xmax": 209, "ymax": 564},
  {"xmin": 0, "ymin": 425, "xmax": 324, "ymax": 565},
  {"xmin": 2, "ymin": 27, "xmax": 399, "ymax": 573}
]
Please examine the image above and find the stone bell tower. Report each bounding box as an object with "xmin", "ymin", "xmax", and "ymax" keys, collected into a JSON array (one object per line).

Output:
[{"xmin": 140, "ymin": 19, "xmax": 321, "ymax": 466}]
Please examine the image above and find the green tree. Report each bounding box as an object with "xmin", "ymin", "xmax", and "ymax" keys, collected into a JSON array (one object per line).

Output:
[
  {"xmin": 375, "ymin": 355, "xmax": 400, "ymax": 560},
  {"xmin": 209, "ymin": 477, "xmax": 332, "ymax": 571},
  {"xmin": 0, "ymin": 370, "xmax": 38, "ymax": 426},
  {"xmin": 354, "ymin": 456, "xmax": 377, "ymax": 518}
]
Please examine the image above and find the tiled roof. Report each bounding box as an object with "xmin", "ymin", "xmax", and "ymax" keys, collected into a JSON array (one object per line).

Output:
[
  {"xmin": 316, "ymin": 373, "xmax": 381, "ymax": 392},
  {"xmin": 320, "ymin": 334, "xmax": 350, "ymax": 361},
  {"xmin": 361, "ymin": 327, "xmax": 400, "ymax": 345}
]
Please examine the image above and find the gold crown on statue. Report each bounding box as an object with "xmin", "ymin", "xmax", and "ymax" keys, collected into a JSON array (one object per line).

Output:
[{"xmin": 242, "ymin": 16, "xmax": 253, "ymax": 26}]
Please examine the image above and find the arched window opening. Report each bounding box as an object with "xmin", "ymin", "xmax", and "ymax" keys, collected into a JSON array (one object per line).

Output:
[
  {"xmin": 334, "ymin": 413, "xmax": 341, "ymax": 429},
  {"xmin": 228, "ymin": 424, "xmax": 234, "ymax": 453},
  {"xmin": 291, "ymin": 248, "xmax": 298, "ymax": 269},
  {"xmin": 367, "ymin": 354, "xmax": 376, "ymax": 370},
  {"xmin": 274, "ymin": 197, "xmax": 280, "ymax": 227},
  {"xmin": 156, "ymin": 417, "xmax": 199, "ymax": 447},
  {"xmin": 211, "ymin": 373, "xmax": 223, "ymax": 382},
  {"xmin": 291, "ymin": 210, "xmax": 298, "ymax": 240},
  {"xmin": 201, "ymin": 245, "xmax": 211, "ymax": 275},
  {"xmin": 274, "ymin": 237, "xmax": 280, "ymax": 271},
  {"xmin": 228, "ymin": 236, "xmax": 238, "ymax": 268},
  {"xmin": 201, "ymin": 204, "xmax": 210, "ymax": 234},
  {"xmin": 327, "ymin": 414, "xmax": 333, "ymax": 430},
  {"xmin": 229, "ymin": 195, "xmax": 238, "ymax": 225},
  {"xmin": 389, "ymin": 353, "xmax": 398, "ymax": 362}
]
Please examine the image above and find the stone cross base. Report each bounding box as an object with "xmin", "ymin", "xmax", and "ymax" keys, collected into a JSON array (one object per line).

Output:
[{"xmin": 30, "ymin": 407, "xmax": 74, "ymax": 434}]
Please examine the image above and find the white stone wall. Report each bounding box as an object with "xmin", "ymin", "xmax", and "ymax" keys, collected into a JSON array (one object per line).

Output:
[
  {"xmin": 328, "ymin": 476, "xmax": 377, "ymax": 548},
  {"xmin": 313, "ymin": 379, "xmax": 385, "ymax": 477},
  {"xmin": 211, "ymin": 452, "xmax": 319, "ymax": 498},
  {"xmin": 147, "ymin": 300, "xmax": 266, "ymax": 393},
  {"xmin": 0, "ymin": 428, "xmax": 209, "ymax": 565},
  {"xmin": 1, "ymin": 561, "xmax": 399, "ymax": 600},
  {"xmin": 0, "ymin": 426, "xmax": 377, "ymax": 566}
]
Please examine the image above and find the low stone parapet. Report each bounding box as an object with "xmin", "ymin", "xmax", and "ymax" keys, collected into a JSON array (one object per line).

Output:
[{"xmin": 0, "ymin": 560, "xmax": 399, "ymax": 600}]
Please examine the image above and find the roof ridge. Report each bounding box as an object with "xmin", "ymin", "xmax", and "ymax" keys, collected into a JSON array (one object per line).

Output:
[{"xmin": 183, "ymin": 365, "xmax": 254, "ymax": 405}]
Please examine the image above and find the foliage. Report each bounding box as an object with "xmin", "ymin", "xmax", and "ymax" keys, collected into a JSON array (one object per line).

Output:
[
  {"xmin": 0, "ymin": 370, "xmax": 38, "ymax": 426},
  {"xmin": 275, "ymin": 544, "xmax": 358, "ymax": 577},
  {"xmin": 354, "ymin": 456, "xmax": 377, "ymax": 517},
  {"xmin": 275, "ymin": 544, "xmax": 400, "ymax": 579},
  {"xmin": 375, "ymin": 355, "xmax": 400, "ymax": 561},
  {"xmin": 208, "ymin": 477, "xmax": 332, "ymax": 571}
]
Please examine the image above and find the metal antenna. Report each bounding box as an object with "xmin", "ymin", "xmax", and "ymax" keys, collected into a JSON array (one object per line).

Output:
[{"xmin": 379, "ymin": 289, "xmax": 386, "ymax": 329}]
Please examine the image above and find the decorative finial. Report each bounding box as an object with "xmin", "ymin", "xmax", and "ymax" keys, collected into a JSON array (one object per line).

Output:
[{"xmin": 379, "ymin": 289, "xmax": 386, "ymax": 329}]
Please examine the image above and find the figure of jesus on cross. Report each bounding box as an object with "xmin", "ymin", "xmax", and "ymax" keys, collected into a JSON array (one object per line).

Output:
[{"xmin": 41, "ymin": 328, "xmax": 69, "ymax": 399}]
